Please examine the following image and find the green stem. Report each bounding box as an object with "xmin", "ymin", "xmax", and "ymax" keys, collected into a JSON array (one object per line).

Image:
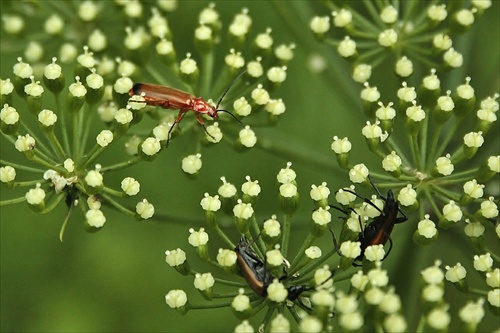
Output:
[
  {"xmin": 0, "ymin": 159, "xmax": 45, "ymax": 173},
  {"xmin": 430, "ymin": 184, "xmax": 460, "ymax": 202},
  {"xmin": 59, "ymin": 204, "xmax": 73, "ymax": 242},
  {"xmin": 99, "ymin": 156, "xmax": 142, "ymax": 172},
  {"xmin": 7, "ymin": 179, "xmax": 44, "ymax": 188},
  {"xmin": 281, "ymin": 214, "xmax": 292, "ymax": 259},
  {"xmin": 101, "ymin": 193, "xmax": 136, "ymax": 217},
  {"xmin": 39, "ymin": 191, "xmax": 66, "ymax": 214},
  {"xmin": 72, "ymin": 111, "xmax": 80, "ymax": 160},
  {"xmin": 19, "ymin": 121, "xmax": 56, "ymax": 161},
  {"xmin": 214, "ymin": 225, "xmax": 235, "ymax": 249},
  {"xmin": 409, "ymin": 133, "xmax": 423, "ymax": 170},
  {"xmin": 290, "ymin": 232, "xmax": 316, "ymax": 269},
  {"xmin": 102, "ymin": 186, "xmax": 126, "ymax": 198},
  {"xmin": 434, "ymin": 117, "xmax": 461, "ymax": 161},
  {"xmin": 46, "ymin": 130, "xmax": 67, "ymax": 160},
  {"xmin": 200, "ymin": 51, "xmax": 215, "ymax": 98},
  {"xmin": 0, "ymin": 196, "xmax": 27, "ymax": 205},
  {"xmin": 423, "ymin": 188, "xmax": 443, "ymax": 219},
  {"xmin": 79, "ymin": 104, "xmax": 95, "ymax": 159},
  {"xmin": 54, "ymin": 93, "xmax": 71, "ymax": 154},
  {"xmin": 79, "ymin": 143, "xmax": 106, "ymax": 170}
]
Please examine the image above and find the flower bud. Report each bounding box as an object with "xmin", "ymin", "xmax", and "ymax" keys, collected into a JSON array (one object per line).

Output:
[
  {"xmin": 311, "ymin": 206, "xmax": 331, "ymax": 237},
  {"xmin": 135, "ymin": 198, "xmax": 154, "ymax": 219},
  {"xmin": 24, "ymin": 76, "xmax": 44, "ymax": 115},
  {"xmin": 43, "ymin": 57, "xmax": 65, "ymax": 94},
  {"xmin": 413, "ymin": 215, "xmax": 438, "ymax": 245},
  {"xmin": 267, "ymin": 279, "xmax": 288, "ymax": 304},
  {"xmin": 84, "ymin": 209, "xmax": 106, "ymax": 232},
  {"xmin": 463, "ymin": 131, "xmax": 484, "ymax": 159},
  {"xmin": 228, "ymin": 9, "xmax": 251, "ymax": 49},
  {"xmin": 257, "ymin": 218, "xmax": 279, "ymax": 249},
  {"xmin": 181, "ymin": 154, "xmax": 202, "ymax": 178},
  {"xmin": 445, "ymin": 263, "xmax": 468, "ymax": 292},
  {"xmin": 339, "ymin": 240, "xmax": 361, "ymax": 269},
  {"xmin": 200, "ymin": 193, "xmax": 221, "ymax": 228},
  {"xmin": 13, "ymin": 57, "xmax": 32, "ymax": 97},
  {"xmin": 165, "ymin": 249, "xmax": 190, "ymax": 275},
  {"xmin": 310, "ymin": 16, "xmax": 330, "ymax": 40},
  {"xmin": 459, "ymin": 179, "xmax": 484, "ymax": 205},
  {"xmin": 216, "ymin": 248, "xmax": 238, "ymax": 274},
  {"xmin": 453, "ymin": 77, "xmax": 476, "ymax": 117},
  {"xmin": 361, "ymin": 83, "xmax": 380, "ymax": 118},
  {"xmin": 179, "ymin": 53, "xmax": 199, "ymax": 87},
  {"xmin": 165, "ymin": 290, "xmax": 189, "ymax": 315},
  {"xmin": 233, "ymin": 199, "xmax": 254, "ymax": 233},
  {"xmin": 218, "ymin": 177, "xmax": 238, "ymax": 216},
  {"xmin": 310, "ymin": 182, "xmax": 330, "ymax": 209},
  {"xmin": 194, "ymin": 272, "xmax": 215, "ymax": 300},
  {"xmin": 434, "ymin": 90, "xmax": 454, "ymax": 124},
  {"xmin": 0, "ymin": 104, "xmax": 20, "ymax": 134},
  {"xmin": 0, "ymin": 165, "xmax": 16, "ymax": 187},
  {"xmin": 25, "ymin": 183, "xmax": 45, "ymax": 212},
  {"xmin": 279, "ymin": 182, "xmax": 299, "ymax": 215},
  {"xmin": 156, "ymin": 39, "xmax": 176, "ymax": 67},
  {"xmin": 231, "ymin": 289, "xmax": 253, "ymax": 319},
  {"xmin": 331, "ymin": 136, "xmax": 351, "ymax": 169},
  {"xmin": 85, "ymin": 70, "xmax": 105, "ymax": 104},
  {"xmin": 194, "ymin": 24, "xmax": 213, "ymax": 53},
  {"xmin": 405, "ymin": 102, "xmax": 425, "ymax": 135},
  {"xmin": 338, "ymin": 36, "xmax": 357, "ymax": 60},
  {"xmin": 66, "ymin": 76, "xmax": 87, "ymax": 113},
  {"xmin": 235, "ymin": 126, "xmax": 257, "ymax": 149},
  {"xmin": 476, "ymin": 196, "xmax": 498, "ymax": 220},
  {"xmin": 439, "ymin": 200, "xmax": 462, "ymax": 228},
  {"xmin": 419, "ymin": 69, "xmax": 441, "ymax": 108}
]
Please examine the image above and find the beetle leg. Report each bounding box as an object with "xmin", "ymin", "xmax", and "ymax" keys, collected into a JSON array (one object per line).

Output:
[
  {"xmin": 195, "ymin": 113, "xmax": 216, "ymax": 140},
  {"xmin": 382, "ymin": 236, "xmax": 393, "ymax": 260},
  {"xmin": 166, "ymin": 110, "xmax": 187, "ymax": 147}
]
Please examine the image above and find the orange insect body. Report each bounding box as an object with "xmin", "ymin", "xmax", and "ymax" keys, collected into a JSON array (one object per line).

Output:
[{"xmin": 129, "ymin": 72, "xmax": 244, "ymax": 146}]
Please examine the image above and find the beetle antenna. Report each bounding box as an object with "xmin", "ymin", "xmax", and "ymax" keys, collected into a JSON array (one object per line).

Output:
[
  {"xmin": 216, "ymin": 70, "xmax": 247, "ymax": 110},
  {"xmin": 217, "ymin": 109, "xmax": 243, "ymax": 124},
  {"xmin": 340, "ymin": 188, "xmax": 384, "ymax": 215},
  {"xmin": 367, "ymin": 175, "xmax": 386, "ymax": 201}
]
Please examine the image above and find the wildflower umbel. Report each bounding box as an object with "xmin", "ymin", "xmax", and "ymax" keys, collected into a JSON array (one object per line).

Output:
[
  {"xmin": 2, "ymin": 2, "xmax": 293, "ymax": 177},
  {"xmin": 311, "ymin": 2, "xmax": 498, "ymax": 331},
  {"xmin": 166, "ymin": 165, "xmax": 343, "ymax": 330},
  {"xmin": 1, "ymin": 56, "xmax": 155, "ymax": 241},
  {"xmin": 310, "ymin": 1, "xmax": 492, "ymax": 82},
  {"xmin": 1, "ymin": 3, "xmax": 295, "ymax": 238},
  {"xmin": 164, "ymin": 164, "xmax": 419, "ymax": 331},
  {"xmin": 121, "ymin": 3, "xmax": 294, "ymax": 171}
]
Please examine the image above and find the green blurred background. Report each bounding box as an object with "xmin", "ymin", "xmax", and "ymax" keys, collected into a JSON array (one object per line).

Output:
[{"xmin": 1, "ymin": 1, "xmax": 499, "ymax": 332}]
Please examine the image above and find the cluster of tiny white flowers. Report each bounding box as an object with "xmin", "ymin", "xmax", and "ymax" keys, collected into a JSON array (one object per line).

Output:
[{"xmin": 310, "ymin": 2, "xmax": 490, "ymax": 82}]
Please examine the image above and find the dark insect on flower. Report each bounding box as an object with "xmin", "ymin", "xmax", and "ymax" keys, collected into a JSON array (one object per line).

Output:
[
  {"xmin": 335, "ymin": 177, "xmax": 408, "ymax": 265},
  {"xmin": 234, "ymin": 236, "xmax": 335, "ymax": 310}
]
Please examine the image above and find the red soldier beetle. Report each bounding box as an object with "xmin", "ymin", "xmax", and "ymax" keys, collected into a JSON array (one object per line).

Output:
[
  {"xmin": 129, "ymin": 72, "xmax": 244, "ymax": 146},
  {"xmin": 334, "ymin": 177, "xmax": 408, "ymax": 265}
]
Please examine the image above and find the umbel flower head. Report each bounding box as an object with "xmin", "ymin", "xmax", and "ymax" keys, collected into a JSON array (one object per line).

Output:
[
  {"xmin": 2, "ymin": 1, "xmax": 294, "ymax": 177},
  {"xmin": 1, "ymin": 2, "xmax": 294, "ymax": 238},
  {"xmin": 165, "ymin": 163, "xmax": 498, "ymax": 331},
  {"xmin": 310, "ymin": 1, "xmax": 492, "ymax": 83},
  {"xmin": 1, "ymin": 57, "xmax": 156, "ymax": 241},
  {"xmin": 165, "ymin": 164, "xmax": 344, "ymax": 330},
  {"xmin": 311, "ymin": 1, "xmax": 498, "ymax": 331}
]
